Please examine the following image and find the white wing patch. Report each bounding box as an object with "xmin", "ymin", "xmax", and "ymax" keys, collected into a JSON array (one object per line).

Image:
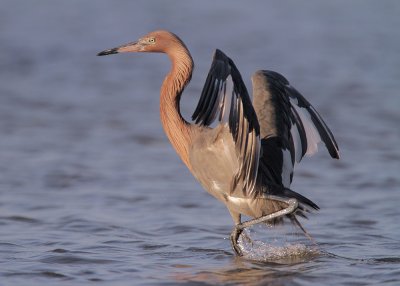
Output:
[
  {"xmin": 219, "ymin": 75, "xmax": 233, "ymax": 123},
  {"xmin": 290, "ymin": 121, "xmax": 303, "ymax": 163},
  {"xmin": 289, "ymin": 97, "xmax": 322, "ymax": 157}
]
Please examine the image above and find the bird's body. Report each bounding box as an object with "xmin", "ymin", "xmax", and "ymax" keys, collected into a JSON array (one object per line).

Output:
[
  {"xmin": 98, "ymin": 30, "xmax": 339, "ymax": 255},
  {"xmin": 190, "ymin": 124, "xmax": 260, "ymax": 219}
]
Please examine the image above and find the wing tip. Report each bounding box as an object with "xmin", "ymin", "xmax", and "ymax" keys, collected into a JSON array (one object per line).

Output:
[
  {"xmin": 258, "ymin": 70, "xmax": 290, "ymax": 85},
  {"xmin": 330, "ymin": 148, "xmax": 340, "ymax": 159},
  {"xmin": 322, "ymin": 129, "xmax": 340, "ymax": 160},
  {"xmin": 214, "ymin": 49, "xmax": 228, "ymax": 61}
]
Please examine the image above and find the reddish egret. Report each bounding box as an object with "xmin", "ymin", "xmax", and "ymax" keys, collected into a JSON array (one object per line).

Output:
[{"xmin": 98, "ymin": 30, "xmax": 339, "ymax": 256}]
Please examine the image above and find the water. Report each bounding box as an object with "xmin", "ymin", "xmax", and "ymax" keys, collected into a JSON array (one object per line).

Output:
[{"xmin": 1, "ymin": 0, "xmax": 399, "ymax": 285}]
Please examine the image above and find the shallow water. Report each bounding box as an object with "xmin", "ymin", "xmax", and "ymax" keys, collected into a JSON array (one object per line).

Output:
[{"xmin": 1, "ymin": 1, "xmax": 400, "ymax": 285}]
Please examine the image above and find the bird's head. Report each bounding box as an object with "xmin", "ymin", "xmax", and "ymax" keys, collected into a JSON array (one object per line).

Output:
[{"xmin": 97, "ymin": 30, "xmax": 185, "ymax": 56}]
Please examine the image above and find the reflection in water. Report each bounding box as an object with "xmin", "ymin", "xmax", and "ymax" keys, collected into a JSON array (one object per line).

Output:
[{"xmin": 172, "ymin": 256, "xmax": 309, "ymax": 285}]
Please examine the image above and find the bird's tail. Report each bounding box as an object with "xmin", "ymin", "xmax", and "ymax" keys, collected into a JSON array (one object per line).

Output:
[
  {"xmin": 281, "ymin": 187, "xmax": 319, "ymax": 212},
  {"xmin": 259, "ymin": 183, "xmax": 319, "ymax": 226}
]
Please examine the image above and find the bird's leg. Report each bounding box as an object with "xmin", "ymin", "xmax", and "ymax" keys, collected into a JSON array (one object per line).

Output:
[
  {"xmin": 230, "ymin": 225, "xmax": 244, "ymax": 256},
  {"xmin": 230, "ymin": 225, "xmax": 253, "ymax": 256},
  {"xmin": 240, "ymin": 196, "xmax": 298, "ymax": 229},
  {"xmin": 228, "ymin": 209, "xmax": 245, "ymax": 256},
  {"xmin": 230, "ymin": 196, "xmax": 298, "ymax": 256}
]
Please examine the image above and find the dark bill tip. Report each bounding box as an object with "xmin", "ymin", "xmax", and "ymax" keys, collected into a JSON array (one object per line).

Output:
[{"xmin": 97, "ymin": 48, "xmax": 119, "ymax": 56}]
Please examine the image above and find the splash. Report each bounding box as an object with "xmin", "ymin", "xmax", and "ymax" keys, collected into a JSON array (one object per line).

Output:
[{"xmin": 237, "ymin": 227, "xmax": 320, "ymax": 263}]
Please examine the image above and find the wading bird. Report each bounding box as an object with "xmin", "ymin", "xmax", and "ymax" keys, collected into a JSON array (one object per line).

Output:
[{"xmin": 98, "ymin": 30, "xmax": 339, "ymax": 256}]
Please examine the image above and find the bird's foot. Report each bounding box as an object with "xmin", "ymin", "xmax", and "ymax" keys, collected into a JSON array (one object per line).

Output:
[
  {"xmin": 229, "ymin": 198, "xmax": 299, "ymax": 256},
  {"xmin": 241, "ymin": 229, "xmax": 253, "ymax": 245},
  {"xmin": 230, "ymin": 225, "xmax": 244, "ymax": 256}
]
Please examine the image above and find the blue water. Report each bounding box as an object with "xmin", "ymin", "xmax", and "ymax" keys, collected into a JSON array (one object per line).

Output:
[{"xmin": 1, "ymin": 1, "xmax": 399, "ymax": 285}]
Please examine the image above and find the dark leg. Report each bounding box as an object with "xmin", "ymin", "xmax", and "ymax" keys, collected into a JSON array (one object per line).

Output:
[
  {"xmin": 230, "ymin": 226, "xmax": 244, "ymax": 256},
  {"xmin": 230, "ymin": 196, "xmax": 298, "ymax": 256},
  {"xmin": 228, "ymin": 209, "xmax": 244, "ymax": 256}
]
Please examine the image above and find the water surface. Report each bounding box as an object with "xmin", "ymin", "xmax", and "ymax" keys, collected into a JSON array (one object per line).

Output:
[{"xmin": 0, "ymin": 1, "xmax": 399, "ymax": 285}]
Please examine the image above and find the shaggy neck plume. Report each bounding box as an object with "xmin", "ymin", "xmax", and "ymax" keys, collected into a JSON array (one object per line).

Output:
[{"xmin": 160, "ymin": 44, "xmax": 194, "ymax": 169}]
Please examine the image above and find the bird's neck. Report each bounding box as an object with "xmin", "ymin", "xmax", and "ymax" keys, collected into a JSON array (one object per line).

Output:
[{"xmin": 160, "ymin": 46, "xmax": 194, "ymax": 170}]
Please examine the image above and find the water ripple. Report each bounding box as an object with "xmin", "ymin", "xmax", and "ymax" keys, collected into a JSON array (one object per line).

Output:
[
  {"xmin": 39, "ymin": 255, "xmax": 116, "ymax": 265},
  {"xmin": 0, "ymin": 215, "xmax": 41, "ymax": 224},
  {"xmin": 0, "ymin": 1, "xmax": 399, "ymax": 285}
]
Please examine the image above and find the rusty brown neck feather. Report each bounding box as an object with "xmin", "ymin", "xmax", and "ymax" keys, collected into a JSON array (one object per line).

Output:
[{"xmin": 160, "ymin": 42, "xmax": 194, "ymax": 170}]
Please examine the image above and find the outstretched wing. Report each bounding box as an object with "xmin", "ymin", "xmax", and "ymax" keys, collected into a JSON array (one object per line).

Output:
[
  {"xmin": 192, "ymin": 49, "xmax": 260, "ymax": 195},
  {"xmin": 252, "ymin": 70, "xmax": 339, "ymax": 188}
]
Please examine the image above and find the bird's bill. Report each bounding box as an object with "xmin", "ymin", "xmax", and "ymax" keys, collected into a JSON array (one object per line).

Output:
[{"xmin": 97, "ymin": 41, "xmax": 141, "ymax": 56}]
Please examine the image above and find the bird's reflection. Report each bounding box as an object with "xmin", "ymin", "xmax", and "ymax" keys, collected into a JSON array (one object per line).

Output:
[{"xmin": 171, "ymin": 254, "xmax": 316, "ymax": 286}]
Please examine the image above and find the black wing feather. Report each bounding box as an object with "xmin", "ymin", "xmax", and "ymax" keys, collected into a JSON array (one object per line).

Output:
[
  {"xmin": 252, "ymin": 70, "xmax": 339, "ymax": 194},
  {"xmin": 286, "ymin": 86, "xmax": 339, "ymax": 159},
  {"xmin": 192, "ymin": 49, "xmax": 261, "ymax": 195}
]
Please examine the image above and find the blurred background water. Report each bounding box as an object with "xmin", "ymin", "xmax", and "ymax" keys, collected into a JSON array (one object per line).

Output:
[{"xmin": 0, "ymin": 0, "xmax": 399, "ymax": 285}]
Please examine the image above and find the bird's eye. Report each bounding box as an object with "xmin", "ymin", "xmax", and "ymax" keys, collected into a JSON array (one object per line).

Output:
[{"xmin": 148, "ymin": 37, "xmax": 156, "ymax": 43}]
